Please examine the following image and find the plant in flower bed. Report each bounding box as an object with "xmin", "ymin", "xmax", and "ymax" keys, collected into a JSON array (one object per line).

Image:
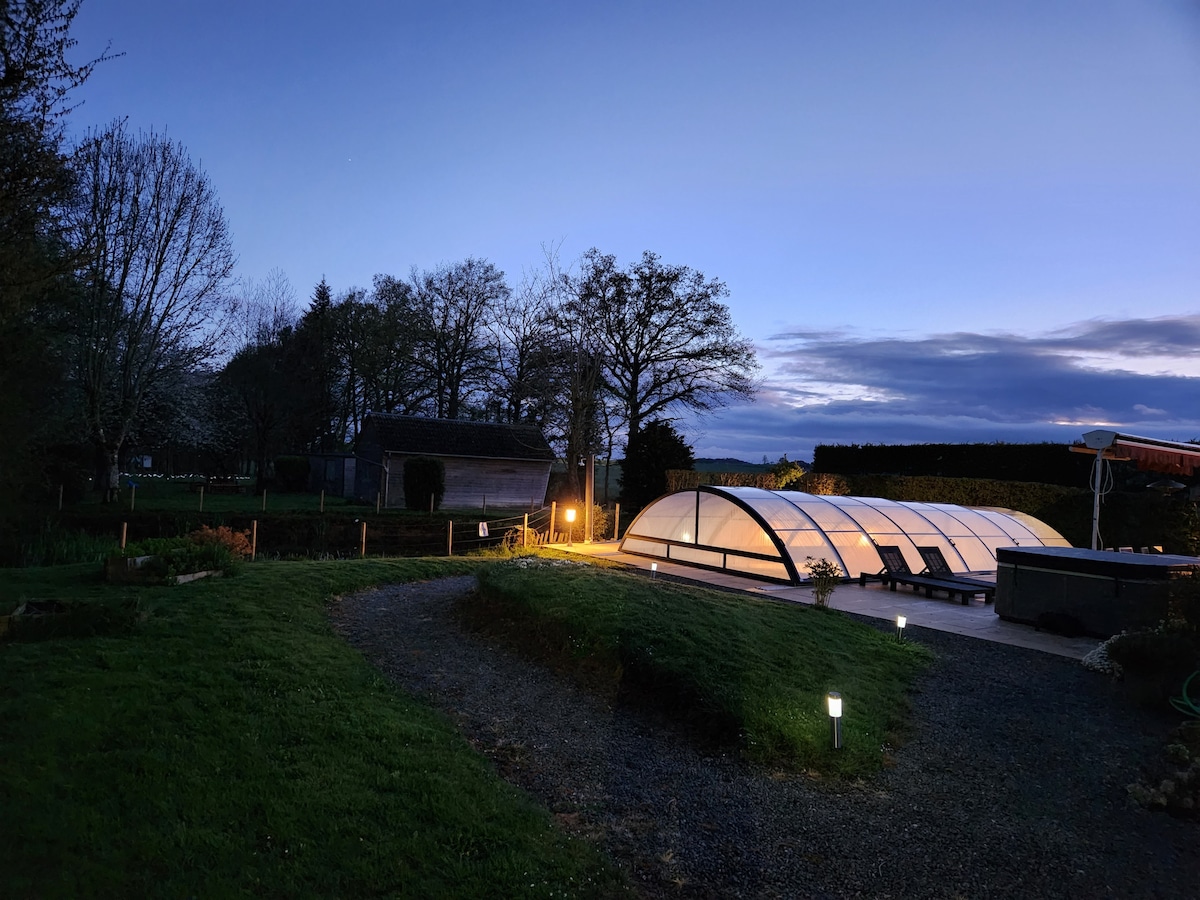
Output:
[
  {"xmin": 804, "ymin": 556, "xmax": 842, "ymax": 608},
  {"xmin": 1105, "ymin": 576, "xmax": 1200, "ymax": 703},
  {"xmin": 1126, "ymin": 720, "xmax": 1200, "ymax": 818},
  {"xmin": 109, "ymin": 525, "xmax": 253, "ymax": 583},
  {"xmin": 0, "ymin": 558, "xmax": 624, "ymax": 897},
  {"xmin": 466, "ymin": 557, "xmax": 932, "ymax": 776}
]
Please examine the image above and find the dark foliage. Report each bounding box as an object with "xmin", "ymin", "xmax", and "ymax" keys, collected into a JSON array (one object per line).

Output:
[
  {"xmin": 619, "ymin": 420, "xmax": 694, "ymax": 508},
  {"xmin": 403, "ymin": 456, "xmax": 445, "ymax": 511},
  {"xmin": 814, "ymin": 442, "xmax": 1101, "ymax": 487},
  {"xmin": 273, "ymin": 455, "xmax": 310, "ymax": 492}
]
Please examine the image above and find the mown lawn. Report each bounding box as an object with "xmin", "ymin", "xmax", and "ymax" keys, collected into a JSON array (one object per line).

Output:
[
  {"xmin": 0, "ymin": 558, "xmax": 626, "ymax": 898},
  {"xmin": 471, "ymin": 558, "xmax": 933, "ymax": 775},
  {"xmin": 0, "ymin": 553, "xmax": 933, "ymax": 896}
]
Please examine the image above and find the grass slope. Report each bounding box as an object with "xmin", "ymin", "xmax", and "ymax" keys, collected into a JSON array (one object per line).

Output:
[
  {"xmin": 0, "ymin": 559, "xmax": 625, "ymax": 898},
  {"xmin": 471, "ymin": 559, "xmax": 932, "ymax": 775}
]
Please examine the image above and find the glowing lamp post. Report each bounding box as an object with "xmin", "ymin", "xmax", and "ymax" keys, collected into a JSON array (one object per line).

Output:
[
  {"xmin": 565, "ymin": 507, "xmax": 576, "ymax": 546},
  {"xmin": 827, "ymin": 691, "xmax": 843, "ymax": 750},
  {"xmin": 896, "ymin": 614, "xmax": 907, "ymax": 642}
]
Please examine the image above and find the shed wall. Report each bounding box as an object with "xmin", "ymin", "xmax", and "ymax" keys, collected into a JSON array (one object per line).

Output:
[{"xmin": 387, "ymin": 455, "xmax": 549, "ymax": 510}]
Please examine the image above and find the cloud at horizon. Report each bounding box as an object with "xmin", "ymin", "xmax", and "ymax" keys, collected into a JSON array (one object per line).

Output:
[{"xmin": 686, "ymin": 314, "xmax": 1200, "ymax": 462}]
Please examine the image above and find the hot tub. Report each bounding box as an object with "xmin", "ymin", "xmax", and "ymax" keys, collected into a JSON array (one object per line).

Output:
[{"xmin": 994, "ymin": 547, "xmax": 1199, "ymax": 638}]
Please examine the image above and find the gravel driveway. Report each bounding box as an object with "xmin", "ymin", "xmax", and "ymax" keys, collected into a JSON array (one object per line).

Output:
[{"xmin": 330, "ymin": 575, "xmax": 1198, "ymax": 899}]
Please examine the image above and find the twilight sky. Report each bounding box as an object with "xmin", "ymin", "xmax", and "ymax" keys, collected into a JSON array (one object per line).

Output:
[{"xmin": 68, "ymin": 0, "xmax": 1200, "ymax": 463}]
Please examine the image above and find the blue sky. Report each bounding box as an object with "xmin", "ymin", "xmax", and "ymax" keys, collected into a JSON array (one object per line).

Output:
[{"xmin": 68, "ymin": 1, "xmax": 1200, "ymax": 463}]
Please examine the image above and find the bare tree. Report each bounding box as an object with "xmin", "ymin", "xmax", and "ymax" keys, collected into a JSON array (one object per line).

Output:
[
  {"xmin": 233, "ymin": 267, "xmax": 298, "ymax": 350},
  {"xmin": 70, "ymin": 121, "xmax": 235, "ymax": 499},
  {"xmin": 488, "ymin": 260, "xmax": 558, "ymax": 425},
  {"xmin": 579, "ymin": 248, "xmax": 758, "ymax": 442},
  {"xmin": 410, "ymin": 257, "xmax": 507, "ymax": 419}
]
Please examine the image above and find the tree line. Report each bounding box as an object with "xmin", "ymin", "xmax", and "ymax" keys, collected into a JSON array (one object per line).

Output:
[{"xmin": 1, "ymin": 1, "xmax": 758, "ymax": 509}]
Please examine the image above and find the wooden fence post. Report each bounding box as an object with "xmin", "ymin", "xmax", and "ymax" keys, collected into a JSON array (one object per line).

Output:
[
  {"xmin": 251, "ymin": 520, "xmax": 258, "ymax": 562},
  {"xmin": 523, "ymin": 513, "xmax": 528, "ymax": 549},
  {"xmin": 261, "ymin": 490, "xmax": 267, "ymax": 512},
  {"xmin": 120, "ymin": 522, "xmax": 127, "ymax": 550},
  {"xmin": 613, "ymin": 503, "xmax": 620, "ymax": 541},
  {"xmin": 58, "ymin": 484, "xmax": 63, "ymax": 511},
  {"xmin": 199, "ymin": 485, "xmax": 204, "ymax": 512},
  {"xmin": 129, "ymin": 484, "xmax": 136, "ymax": 512},
  {"xmin": 550, "ymin": 501, "xmax": 557, "ymax": 543},
  {"xmin": 320, "ymin": 489, "xmax": 325, "ymax": 513},
  {"xmin": 359, "ymin": 521, "xmax": 367, "ymax": 559},
  {"xmin": 447, "ymin": 520, "xmax": 453, "ymax": 556}
]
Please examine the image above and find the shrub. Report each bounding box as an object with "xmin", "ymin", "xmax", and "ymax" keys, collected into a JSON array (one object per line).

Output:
[
  {"xmin": 804, "ymin": 556, "xmax": 841, "ymax": 608},
  {"xmin": 403, "ymin": 457, "xmax": 445, "ymax": 511},
  {"xmin": 188, "ymin": 524, "xmax": 253, "ymax": 559}
]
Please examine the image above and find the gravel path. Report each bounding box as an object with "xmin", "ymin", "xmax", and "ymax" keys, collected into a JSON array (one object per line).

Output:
[{"xmin": 330, "ymin": 575, "xmax": 1198, "ymax": 899}]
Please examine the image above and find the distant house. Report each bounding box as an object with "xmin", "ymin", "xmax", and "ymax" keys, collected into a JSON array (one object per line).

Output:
[{"xmin": 355, "ymin": 413, "xmax": 555, "ymax": 510}]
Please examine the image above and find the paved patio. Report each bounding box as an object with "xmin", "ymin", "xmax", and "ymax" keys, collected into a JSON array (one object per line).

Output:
[{"xmin": 555, "ymin": 541, "xmax": 1101, "ymax": 660}]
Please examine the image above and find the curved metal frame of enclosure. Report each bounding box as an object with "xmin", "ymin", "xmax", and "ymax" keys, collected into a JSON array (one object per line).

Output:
[{"xmin": 618, "ymin": 485, "xmax": 1070, "ymax": 585}]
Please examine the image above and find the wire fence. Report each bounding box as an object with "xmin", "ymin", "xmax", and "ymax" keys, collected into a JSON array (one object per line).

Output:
[{"xmin": 103, "ymin": 502, "xmax": 624, "ymax": 562}]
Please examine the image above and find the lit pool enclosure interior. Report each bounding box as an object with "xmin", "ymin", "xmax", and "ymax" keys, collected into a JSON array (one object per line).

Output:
[{"xmin": 619, "ymin": 486, "xmax": 1071, "ymax": 584}]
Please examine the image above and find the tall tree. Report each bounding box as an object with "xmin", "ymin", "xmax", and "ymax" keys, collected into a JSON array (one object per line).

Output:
[
  {"xmin": 0, "ymin": 0, "xmax": 110, "ymax": 498},
  {"xmin": 0, "ymin": 0, "xmax": 111, "ymax": 324},
  {"xmin": 581, "ymin": 249, "xmax": 758, "ymax": 446},
  {"xmin": 488, "ymin": 263, "xmax": 557, "ymax": 426},
  {"xmin": 70, "ymin": 121, "xmax": 235, "ymax": 499},
  {"xmin": 410, "ymin": 257, "xmax": 507, "ymax": 419},
  {"xmin": 359, "ymin": 273, "xmax": 432, "ymax": 419}
]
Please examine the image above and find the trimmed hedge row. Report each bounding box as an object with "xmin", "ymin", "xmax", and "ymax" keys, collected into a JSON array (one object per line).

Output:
[
  {"xmin": 665, "ymin": 470, "xmax": 1200, "ymax": 555},
  {"xmin": 813, "ymin": 441, "xmax": 1097, "ymax": 486}
]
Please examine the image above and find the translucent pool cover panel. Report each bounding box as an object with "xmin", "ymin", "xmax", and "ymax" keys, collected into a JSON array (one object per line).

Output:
[{"xmin": 619, "ymin": 487, "xmax": 1070, "ymax": 584}]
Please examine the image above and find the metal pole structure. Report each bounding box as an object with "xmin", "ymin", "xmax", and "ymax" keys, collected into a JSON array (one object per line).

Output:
[
  {"xmin": 1091, "ymin": 451, "xmax": 1104, "ymax": 550},
  {"xmin": 320, "ymin": 489, "xmax": 325, "ymax": 513},
  {"xmin": 584, "ymin": 454, "xmax": 595, "ymax": 543},
  {"xmin": 58, "ymin": 484, "xmax": 63, "ymax": 511},
  {"xmin": 262, "ymin": 489, "xmax": 267, "ymax": 512},
  {"xmin": 199, "ymin": 485, "xmax": 204, "ymax": 513},
  {"xmin": 130, "ymin": 484, "xmax": 136, "ymax": 512}
]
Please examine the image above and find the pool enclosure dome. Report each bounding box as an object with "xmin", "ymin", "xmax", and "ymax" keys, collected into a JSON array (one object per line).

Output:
[{"xmin": 619, "ymin": 486, "xmax": 1070, "ymax": 584}]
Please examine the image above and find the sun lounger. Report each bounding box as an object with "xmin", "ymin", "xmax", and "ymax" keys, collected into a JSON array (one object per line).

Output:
[
  {"xmin": 863, "ymin": 545, "xmax": 995, "ymax": 606},
  {"xmin": 916, "ymin": 546, "xmax": 997, "ymax": 594}
]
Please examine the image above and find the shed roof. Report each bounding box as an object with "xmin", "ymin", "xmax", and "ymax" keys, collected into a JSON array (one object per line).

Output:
[{"xmin": 361, "ymin": 413, "xmax": 555, "ymax": 462}]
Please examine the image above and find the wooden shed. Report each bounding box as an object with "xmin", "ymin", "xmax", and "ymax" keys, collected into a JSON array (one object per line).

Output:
[{"xmin": 355, "ymin": 413, "xmax": 555, "ymax": 510}]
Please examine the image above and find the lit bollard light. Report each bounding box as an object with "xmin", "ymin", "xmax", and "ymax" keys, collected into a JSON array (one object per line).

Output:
[
  {"xmin": 896, "ymin": 614, "xmax": 907, "ymax": 642},
  {"xmin": 650, "ymin": 562, "xmax": 658, "ymax": 578},
  {"xmin": 828, "ymin": 691, "xmax": 843, "ymax": 749}
]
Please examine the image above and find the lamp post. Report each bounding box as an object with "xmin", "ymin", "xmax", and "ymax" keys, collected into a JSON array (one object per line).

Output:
[
  {"xmin": 827, "ymin": 691, "xmax": 843, "ymax": 749},
  {"xmin": 565, "ymin": 507, "xmax": 576, "ymax": 546},
  {"xmin": 896, "ymin": 614, "xmax": 907, "ymax": 643}
]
